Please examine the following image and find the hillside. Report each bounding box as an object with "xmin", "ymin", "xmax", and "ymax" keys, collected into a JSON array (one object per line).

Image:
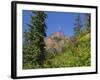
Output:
[
  {"xmin": 43, "ymin": 33, "xmax": 91, "ymax": 68},
  {"xmin": 44, "ymin": 31, "xmax": 74, "ymax": 54}
]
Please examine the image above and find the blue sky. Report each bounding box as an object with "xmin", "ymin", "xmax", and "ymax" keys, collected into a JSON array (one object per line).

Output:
[{"xmin": 23, "ymin": 10, "xmax": 85, "ymax": 36}]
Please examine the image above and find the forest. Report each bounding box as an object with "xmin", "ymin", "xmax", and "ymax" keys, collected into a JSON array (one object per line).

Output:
[{"xmin": 23, "ymin": 11, "xmax": 91, "ymax": 69}]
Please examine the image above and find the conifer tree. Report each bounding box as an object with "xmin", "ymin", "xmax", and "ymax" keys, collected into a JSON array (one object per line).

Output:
[
  {"xmin": 73, "ymin": 15, "xmax": 82, "ymax": 36},
  {"xmin": 23, "ymin": 11, "xmax": 47, "ymax": 68},
  {"xmin": 84, "ymin": 13, "xmax": 91, "ymax": 33}
]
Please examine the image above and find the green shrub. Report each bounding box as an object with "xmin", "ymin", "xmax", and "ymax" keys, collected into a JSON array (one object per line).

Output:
[{"xmin": 43, "ymin": 33, "xmax": 91, "ymax": 68}]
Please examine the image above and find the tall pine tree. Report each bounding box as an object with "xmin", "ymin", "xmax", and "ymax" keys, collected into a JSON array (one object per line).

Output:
[
  {"xmin": 23, "ymin": 11, "xmax": 47, "ymax": 69},
  {"xmin": 73, "ymin": 15, "xmax": 82, "ymax": 36},
  {"xmin": 84, "ymin": 13, "xmax": 91, "ymax": 33}
]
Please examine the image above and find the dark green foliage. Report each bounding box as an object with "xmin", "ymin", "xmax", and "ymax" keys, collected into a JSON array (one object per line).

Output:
[
  {"xmin": 84, "ymin": 14, "xmax": 91, "ymax": 33},
  {"xmin": 73, "ymin": 15, "xmax": 82, "ymax": 36},
  {"xmin": 23, "ymin": 11, "xmax": 47, "ymax": 69}
]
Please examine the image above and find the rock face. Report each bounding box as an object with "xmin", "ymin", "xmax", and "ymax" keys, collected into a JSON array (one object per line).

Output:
[
  {"xmin": 44, "ymin": 31, "xmax": 66, "ymax": 54},
  {"xmin": 44, "ymin": 31, "xmax": 77, "ymax": 54},
  {"xmin": 51, "ymin": 31, "xmax": 65, "ymax": 39}
]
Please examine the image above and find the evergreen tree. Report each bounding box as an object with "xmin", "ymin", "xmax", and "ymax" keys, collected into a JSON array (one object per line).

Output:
[
  {"xmin": 73, "ymin": 15, "xmax": 82, "ymax": 36},
  {"xmin": 23, "ymin": 11, "xmax": 47, "ymax": 69},
  {"xmin": 84, "ymin": 14, "xmax": 91, "ymax": 33},
  {"xmin": 32, "ymin": 11, "xmax": 47, "ymax": 66}
]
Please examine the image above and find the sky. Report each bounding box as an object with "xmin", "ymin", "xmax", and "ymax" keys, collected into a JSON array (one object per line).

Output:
[{"xmin": 23, "ymin": 10, "xmax": 86, "ymax": 36}]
